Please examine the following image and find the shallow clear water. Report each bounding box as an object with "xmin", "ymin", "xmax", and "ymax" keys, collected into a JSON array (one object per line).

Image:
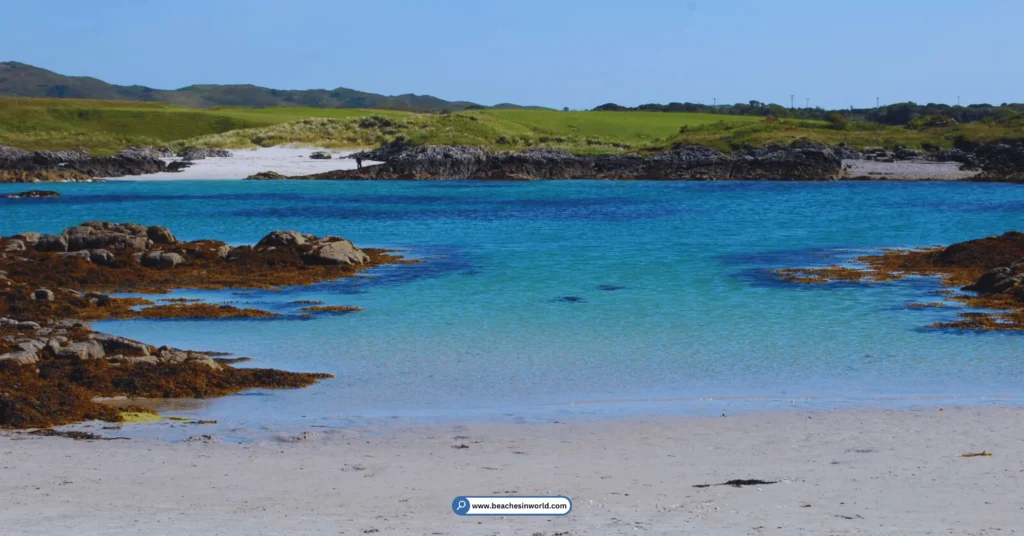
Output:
[{"xmin": 3, "ymin": 180, "xmax": 1023, "ymax": 432}]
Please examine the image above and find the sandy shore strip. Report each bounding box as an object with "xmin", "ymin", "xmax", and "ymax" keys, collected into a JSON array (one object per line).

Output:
[
  {"xmin": 842, "ymin": 159, "xmax": 981, "ymax": 181},
  {"xmin": 2, "ymin": 405, "xmax": 1022, "ymax": 535},
  {"xmin": 109, "ymin": 146, "xmax": 380, "ymax": 180}
]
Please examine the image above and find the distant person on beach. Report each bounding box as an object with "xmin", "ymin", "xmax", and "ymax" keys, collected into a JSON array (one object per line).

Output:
[{"xmin": 355, "ymin": 156, "xmax": 363, "ymax": 170}]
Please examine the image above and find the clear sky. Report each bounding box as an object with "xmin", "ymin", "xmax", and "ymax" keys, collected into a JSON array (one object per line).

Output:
[{"xmin": 1, "ymin": 0, "xmax": 1019, "ymax": 109}]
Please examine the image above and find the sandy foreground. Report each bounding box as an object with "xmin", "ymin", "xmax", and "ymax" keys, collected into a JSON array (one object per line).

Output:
[
  {"xmin": 1, "ymin": 406, "xmax": 1022, "ymax": 535},
  {"xmin": 110, "ymin": 146, "xmax": 378, "ymax": 180}
]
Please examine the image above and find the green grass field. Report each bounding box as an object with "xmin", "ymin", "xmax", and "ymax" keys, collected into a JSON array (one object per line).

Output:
[{"xmin": 2, "ymin": 96, "xmax": 1021, "ymax": 156}]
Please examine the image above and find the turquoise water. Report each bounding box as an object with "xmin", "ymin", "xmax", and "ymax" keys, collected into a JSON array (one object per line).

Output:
[{"xmin": 3, "ymin": 180, "xmax": 1023, "ymax": 431}]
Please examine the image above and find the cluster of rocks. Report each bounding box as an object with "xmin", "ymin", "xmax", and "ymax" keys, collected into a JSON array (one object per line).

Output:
[
  {"xmin": 255, "ymin": 230, "xmax": 369, "ymax": 266},
  {"xmin": 21, "ymin": 221, "xmax": 179, "ymax": 267},
  {"xmin": 0, "ymin": 317, "xmax": 220, "ymax": 368},
  {"xmin": 5, "ymin": 221, "xmax": 370, "ymax": 271},
  {"xmin": 310, "ymin": 151, "xmax": 332, "ymax": 160}
]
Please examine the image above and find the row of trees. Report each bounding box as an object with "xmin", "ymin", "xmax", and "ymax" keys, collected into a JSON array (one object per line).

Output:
[{"xmin": 592, "ymin": 101, "xmax": 1023, "ymax": 126}]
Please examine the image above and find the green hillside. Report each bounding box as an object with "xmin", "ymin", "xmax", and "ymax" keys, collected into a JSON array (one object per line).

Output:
[
  {"xmin": 0, "ymin": 61, "xmax": 492, "ymax": 111},
  {"xmin": 2, "ymin": 96, "xmax": 1021, "ymax": 157}
]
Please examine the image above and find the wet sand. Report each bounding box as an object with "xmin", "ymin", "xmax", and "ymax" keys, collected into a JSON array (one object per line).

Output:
[{"xmin": 2, "ymin": 405, "xmax": 1022, "ymax": 535}]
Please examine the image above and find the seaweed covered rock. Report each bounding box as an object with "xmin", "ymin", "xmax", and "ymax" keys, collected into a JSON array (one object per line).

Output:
[
  {"xmin": 0, "ymin": 319, "xmax": 336, "ymax": 428},
  {"xmin": 965, "ymin": 261, "xmax": 1024, "ymax": 297},
  {"xmin": 64, "ymin": 222, "xmax": 150, "ymax": 251},
  {"xmin": 5, "ymin": 190, "xmax": 61, "ymax": 199},
  {"xmin": 935, "ymin": 231, "xmax": 1024, "ymax": 269},
  {"xmin": 1, "ymin": 222, "xmax": 401, "ymax": 324}
]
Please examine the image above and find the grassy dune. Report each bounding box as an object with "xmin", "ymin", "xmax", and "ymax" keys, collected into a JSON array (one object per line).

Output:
[{"xmin": 2, "ymin": 96, "xmax": 1022, "ymax": 156}]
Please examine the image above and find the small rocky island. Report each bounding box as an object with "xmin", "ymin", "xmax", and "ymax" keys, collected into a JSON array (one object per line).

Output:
[
  {"xmin": 0, "ymin": 222, "xmax": 406, "ymax": 430},
  {"xmin": 774, "ymin": 231, "xmax": 1024, "ymax": 330},
  {"xmin": 4, "ymin": 190, "xmax": 61, "ymax": 199}
]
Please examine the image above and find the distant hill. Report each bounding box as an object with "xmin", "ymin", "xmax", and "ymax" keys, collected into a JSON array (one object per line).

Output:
[{"xmin": 0, "ymin": 61, "xmax": 541, "ymax": 111}]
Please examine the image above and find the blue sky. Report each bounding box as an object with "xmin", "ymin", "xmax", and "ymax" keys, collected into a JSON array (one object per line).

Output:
[{"xmin": 2, "ymin": 0, "xmax": 1019, "ymax": 109}]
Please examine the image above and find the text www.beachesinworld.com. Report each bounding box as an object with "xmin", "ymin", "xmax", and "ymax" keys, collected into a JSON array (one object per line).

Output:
[{"xmin": 452, "ymin": 496, "xmax": 571, "ymax": 516}]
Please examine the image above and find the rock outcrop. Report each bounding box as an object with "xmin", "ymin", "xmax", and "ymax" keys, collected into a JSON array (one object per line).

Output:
[
  {"xmin": 256, "ymin": 230, "xmax": 370, "ymax": 267},
  {"xmin": 278, "ymin": 140, "xmax": 846, "ymax": 181},
  {"xmin": 176, "ymin": 147, "xmax": 232, "ymax": 160},
  {"xmin": 302, "ymin": 238, "xmax": 370, "ymax": 266},
  {"xmin": 0, "ymin": 221, "xmax": 397, "ymax": 429},
  {"xmin": 0, "ymin": 145, "xmax": 169, "ymax": 182},
  {"xmin": 5, "ymin": 190, "xmax": 61, "ymax": 199}
]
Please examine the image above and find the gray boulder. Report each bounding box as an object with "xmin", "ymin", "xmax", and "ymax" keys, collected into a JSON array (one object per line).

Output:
[
  {"xmin": 140, "ymin": 251, "xmax": 184, "ymax": 269},
  {"xmin": 116, "ymin": 146, "xmax": 173, "ymax": 159},
  {"xmin": 4, "ymin": 239, "xmax": 25, "ymax": 252},
  {"xmin": 32, "ymin": 288, "xmax": 54, "ymax": 301},
  {"xmin": 17, "ymin": 340, "xmax": 46, "ymax": 353},
  {"xmin": 57, "ymin": 340, "xmax": 106, "ymax": 360},
  {"xmin": 302, "ymin": 239, "xmax": 369, "ymax": 266},
  {"xmin": 89, "ymin": 249, "xmax": 116, "ymax": 265},
  {"xmin": 60, "ymin": 250, "xmax": 93, "ymax": 262},
  {"xmin": 91, "ymin": 332, "xmax": 151, "ymax": 356},
  {"xmin": 966, "ymin": 262, "xmax": 1024, "ymax": 295},
  {"xmin": 13, "ymin": 232, "xmax": 41, "ymax": 244},
  {"xmin": 257, "ymin": 230, "xmax": 307, "ymax": 248},
  {"xmin": 36, "ymin": 234, "xmax": 69, "ymax": 252},
  {"xmin": 0, "ymin": 350, "xmax": 39, "ymax": 365},
  {"xmin": 64, "ymin": 222, "xmax": 149, "ymax": 251},
  {"xmin": 146, "ymin": 225, "xmax": 176, "ymax": 245},
  {"xmin": 157, "ymin": 346, "xmax": 219, "ymax": 368},
  {"xmin": 310, "ymin": 151, "xmax": 332, "ymax": 160}
]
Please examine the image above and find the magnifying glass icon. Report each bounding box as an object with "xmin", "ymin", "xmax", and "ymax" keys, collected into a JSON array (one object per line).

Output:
[{"xmin": 453, "ymin": 497, "xmax": 471, "ymax": 515}]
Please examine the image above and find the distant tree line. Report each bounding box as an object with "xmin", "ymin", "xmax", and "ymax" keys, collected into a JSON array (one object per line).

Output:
[{"xmin": 592, "ymin": 101, "xmax": 1023, "ymax": 126}]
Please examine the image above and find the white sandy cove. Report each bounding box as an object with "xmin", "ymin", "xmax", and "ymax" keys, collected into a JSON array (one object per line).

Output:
[
  {"xmin": 2, "ymin": 406, "xmax": 1022, "ymax": 535},
  {"xmin": 111, "ymin": 146, "xmax": 379, "ymax": 180}
]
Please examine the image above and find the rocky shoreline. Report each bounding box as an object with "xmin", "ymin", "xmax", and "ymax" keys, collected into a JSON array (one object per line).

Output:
[
  {"xmin": 246, "ymin": 139, "xmax": 1024, "ymax": 182},
  {"xmin": 5, "ymin": 140, "xmax": 1024, "ymax": 182},
  {"xmin": 0, "ymin": 222, "xmax": 407, "ymax": 430},
  {"xmin": 0, "ymin": 146, "xmax": 231, "ymax": 183},
  {"xmin": 774, "ymin": 231, "xmax": 1024, "ymax": 330}
]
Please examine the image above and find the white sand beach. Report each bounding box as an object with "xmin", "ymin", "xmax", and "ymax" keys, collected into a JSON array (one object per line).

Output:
[
  {"xmin": 2, "ymin": 405, "xmax": 1021, "ymax": 535},
  {"xmin": 112, "ymin": 146, "xmax": 378, "ymax": 181},
  {"xmin": 841, "ymin": 159, "xmax": 982, "ymax": 181}
]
